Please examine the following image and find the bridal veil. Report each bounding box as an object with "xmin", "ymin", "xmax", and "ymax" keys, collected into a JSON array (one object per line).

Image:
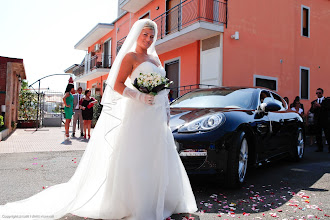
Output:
[{"xmin": 0, "ymin": 19, "xmax": 162, "ymax": 219}]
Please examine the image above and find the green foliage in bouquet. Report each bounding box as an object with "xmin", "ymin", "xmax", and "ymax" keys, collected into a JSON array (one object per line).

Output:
[
  {"xmin": 133, "ymin": 72, "xmax": 172, "ymax": 96},
  {"xmin": 18, "ymin": 80, "xmax": 39, "ymax": 120}
]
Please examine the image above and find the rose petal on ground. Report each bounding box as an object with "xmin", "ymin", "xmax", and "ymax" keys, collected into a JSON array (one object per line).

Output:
[{"xmin": 270, "ymin": 213, "xmax": 277, "ymax": 217}]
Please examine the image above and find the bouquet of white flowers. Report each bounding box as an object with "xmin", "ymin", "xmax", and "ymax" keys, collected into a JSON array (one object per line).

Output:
[{"xmin": 133, "ymin": 72, "xmax": 172, "ymax": 96}]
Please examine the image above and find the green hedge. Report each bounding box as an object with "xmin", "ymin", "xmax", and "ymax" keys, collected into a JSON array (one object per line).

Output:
[{"xmin": 0, "ymin": 115, "xmax": 4, "ymax": 127}]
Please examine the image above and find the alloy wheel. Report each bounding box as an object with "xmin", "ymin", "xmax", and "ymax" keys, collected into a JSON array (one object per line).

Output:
[
  {"xmin": 238, "ymin": 138, "xmax": 248, "ymax": 183},
  {"xmin": 297, "ymin": 130, "xmax": 304, "ymax": 159}
]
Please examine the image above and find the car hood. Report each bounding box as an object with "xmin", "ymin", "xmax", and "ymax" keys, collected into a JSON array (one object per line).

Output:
[{"xmin": 169, "ymin": 107, "xmax": 243, "ymax": 131}]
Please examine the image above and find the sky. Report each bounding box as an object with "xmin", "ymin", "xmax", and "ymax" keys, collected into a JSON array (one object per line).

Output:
[{"xmin": 0, "ymin": 0, "xmax": 117, "ymax": 93}]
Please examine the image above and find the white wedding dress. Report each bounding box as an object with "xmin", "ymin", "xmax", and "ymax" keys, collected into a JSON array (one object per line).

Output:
[{"xmin": 0, "ymin": 61, "xmax": 197, "ymax": 220}]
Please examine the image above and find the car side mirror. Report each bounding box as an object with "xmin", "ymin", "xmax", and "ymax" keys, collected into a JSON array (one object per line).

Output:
[{"xmin": 264, "ymin": 102, "xmax": 281, "ymax": 112}]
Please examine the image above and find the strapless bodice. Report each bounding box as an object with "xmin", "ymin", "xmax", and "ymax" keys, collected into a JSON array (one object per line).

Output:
[{"xmin": 130, "ymin": 61, "xmax": 166, "ymax": 82}]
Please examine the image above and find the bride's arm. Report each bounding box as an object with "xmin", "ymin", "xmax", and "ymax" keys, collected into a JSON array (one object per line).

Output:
[
  {"xmin": 114, "ymin": 53, "xmax": 154, "ymax": 105},
  {"xmin": 114, "ymin": 53, "xmax": 134, "ymax": 95}
]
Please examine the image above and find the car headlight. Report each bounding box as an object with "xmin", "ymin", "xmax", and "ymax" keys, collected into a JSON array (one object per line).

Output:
[{"xmin": 178, "ymin": 113, "xmax": 226, "ymax": 133}]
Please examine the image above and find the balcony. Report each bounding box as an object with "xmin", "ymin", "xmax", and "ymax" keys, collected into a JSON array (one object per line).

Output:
[
  {"xmin": 119, "ymin": 0, "xmax": 154, "ymax": 13},
  {"xmin": 74, "ymin": 23, "xmax": 114, "ymax": 51},
  {"xmin": 154, "ymin": 0, "xmax": 227, "ymax": 54},
  {"xmin": 116, "ymin": 0, "xmax": 227, "ymax": 54},
  {"xmin": 73, "ymin": 54, "xmax": 112, "ymax": 83}
]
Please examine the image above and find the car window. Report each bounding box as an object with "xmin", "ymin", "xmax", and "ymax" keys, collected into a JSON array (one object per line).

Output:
[
  {"xmin": 271, "ymin": 92, "xmax": 286, "ymax": 111},
  {"xmin": 170, "ymin": 89, "xmax": 254, "ymax": 109}
]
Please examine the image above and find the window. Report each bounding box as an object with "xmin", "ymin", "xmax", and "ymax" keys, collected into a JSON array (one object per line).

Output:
[
  {"xmin": 302, "ymin": 6, "xmax": 310, "ymax": 37},
  {"xmin": 300, "ymin": 67, "xmax": 310, "ymax": 99},
  {"xmin": 139, "ymin": 12, "xmax": 150, "ymax": 20},
  {"xmin": 254, "ymin": 75, "xmax": 278, "ymax": 91}
]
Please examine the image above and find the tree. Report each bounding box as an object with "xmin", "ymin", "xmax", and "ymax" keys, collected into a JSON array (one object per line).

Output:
[{"xmin": 18, "ymin": 80, "xmax": 39, "ymax": 120}]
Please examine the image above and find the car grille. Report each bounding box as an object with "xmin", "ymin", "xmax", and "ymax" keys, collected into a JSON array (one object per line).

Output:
[{"xmin": 180, "ymin": 156, "xmax": 207, "ymax": 170}]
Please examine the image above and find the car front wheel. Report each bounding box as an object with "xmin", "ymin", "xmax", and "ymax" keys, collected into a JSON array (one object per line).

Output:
[
  {"xmin": 291, "ymin": 128, "xmax": 304, "ymax": 161},
  {"xmin": 225, "ymin": 131, "xmax": 248, "ymax": 188}
]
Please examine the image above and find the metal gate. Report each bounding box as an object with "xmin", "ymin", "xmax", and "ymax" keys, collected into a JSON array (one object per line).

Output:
[{"xmin": 41, "ymin": 90, "xmax": 64, "ymax": 127}]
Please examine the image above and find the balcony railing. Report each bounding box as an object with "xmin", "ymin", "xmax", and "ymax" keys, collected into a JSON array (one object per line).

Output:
[
  {"xmin": 73, "ymin": 64, "xmax": 85, "ymax": 76},
  {"xmin": 154, "ymin": 0, "xmax": 227, "ymax": 39},
  {"xmin": 73, "ymin": 55, "xmax": 112, "ymax": 77},
  {"xmin": 116, "ymin": 0, "xmax": 227, "ymax": 53},
  {"xmin": 169, "ymin": 83, "xmax": 219, "ymax": 98},
  {"xmin": 116, "ymin": 36, "xmax": 127, "ymax": 54}
]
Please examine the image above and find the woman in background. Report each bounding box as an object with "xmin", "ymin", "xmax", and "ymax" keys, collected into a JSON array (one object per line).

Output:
[
  {"xmin": 291, "ymin": 100, "xmax": 304, "ymax": 117},
  {"xmin": 63, "ymin": 83, "xmax": 74, "ymax": 140},
  {"xmin": 80, "ymin": 89, "xmax": 98, "ymax": 139}
]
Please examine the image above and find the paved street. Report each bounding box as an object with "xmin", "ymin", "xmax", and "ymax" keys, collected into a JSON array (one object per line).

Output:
[
  {"xmin": 0, "ymin": 128, "xmax": 89, "ymax": 153},
  {"xmin": 0, "ymin": 128, "xmax": 329, "ymax": 219}
]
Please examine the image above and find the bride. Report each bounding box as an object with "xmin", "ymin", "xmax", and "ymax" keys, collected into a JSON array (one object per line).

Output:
[{"xmin": 0, "ymin": 19, "xmax": 197, "ymax": 220}]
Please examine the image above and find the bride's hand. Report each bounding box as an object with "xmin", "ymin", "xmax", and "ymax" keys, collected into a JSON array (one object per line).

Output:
[
  {"xmin": 141, "ymin": 94, "xmax": 155, "ymax": 105},
  {"xmin": 123, "ymin": 87, "xmax": 155, "ymax": 105}
]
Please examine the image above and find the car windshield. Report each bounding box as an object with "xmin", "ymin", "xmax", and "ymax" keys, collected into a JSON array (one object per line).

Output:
[{"xmin": 171, "ymin": 88, "xmax": 254, "ymax": 109}]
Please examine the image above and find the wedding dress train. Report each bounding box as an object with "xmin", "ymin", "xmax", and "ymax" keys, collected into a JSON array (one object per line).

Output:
[{"xmin": 0, "ymin": 61, "xmax": 197, "ymax": 220}]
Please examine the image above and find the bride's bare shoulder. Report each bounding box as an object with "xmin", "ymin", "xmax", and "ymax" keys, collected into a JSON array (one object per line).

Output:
[
  {"xmin": 125, "ymin": 52, "xmax": 137, "ymax": 59},
  {"xmin": 122, "ymin": 52, "xmax": 137, "ymax": 65}
]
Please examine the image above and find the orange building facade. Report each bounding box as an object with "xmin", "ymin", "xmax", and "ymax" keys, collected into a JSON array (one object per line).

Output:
[{"xmin": 68, "ymin": 0, "xmax": 330, "ymax": 108}]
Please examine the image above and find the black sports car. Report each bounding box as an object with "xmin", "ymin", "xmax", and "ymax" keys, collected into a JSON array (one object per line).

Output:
[{"xmin": 169, "ymin": 87, "xmax": 305, "ymax": 188}]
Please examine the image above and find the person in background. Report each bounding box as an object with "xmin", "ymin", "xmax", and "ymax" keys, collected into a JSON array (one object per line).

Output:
[
  {"xmin": 309, "ymin": 88, "xmax": 330, "ymax": 153},
  {"xmin": 80, "ymin": 90, "xmax": 98, "ymax": 139},
  {"xmin": 72, "ymin": 87, "xmax": 84, "ymax": 137},
  {"xmin": 307, "ymin": 109, "xmax": 316, "ymax": 145},
  {"xmin": 63, "ymin": 80, "xmax": 75, "ymax": 140},
  {"xmin": 290, "ymin": 96, "xmax": 304, "ymax": 115},
  {"xmin": 291, "ymin": 100, "xmax": 304, "ymax": 117},
  {"xmin": 168, "ymin": 90, "xmax": 175, "ymax": 102}
]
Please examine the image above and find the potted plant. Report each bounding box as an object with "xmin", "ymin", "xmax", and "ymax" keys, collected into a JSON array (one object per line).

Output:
[{"xmin": 0, "ymin": 115, "xmax": 5, "ymax": 132}]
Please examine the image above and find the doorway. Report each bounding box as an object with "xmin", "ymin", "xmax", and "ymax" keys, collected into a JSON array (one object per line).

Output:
[
  {"xmin": 165, "ymin": 59, "xmax": 180, "ymax": 99},
  {"xmin": 166, "ymin": 0, "xmax": 181, "ymax": 35},
  {"xmin": 103, "ymin": 39, "xmax": 112, "ymax": 68}
]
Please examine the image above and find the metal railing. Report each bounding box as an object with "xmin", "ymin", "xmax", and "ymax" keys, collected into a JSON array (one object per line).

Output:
[
  {"xmin": 169, "ymin": 83, "xmax": 219, "ymax": 96},
  {"xmin": 153, "ymin": 0, "xmax": 227, "ymax": 40},
  {"xmin": 73, "ymin": 64, "xmax": 85, "ymax": 76},
  {"xmin": 73, "ymin": 55, "xmax": 112, "ymax": 77},
  {"xmin": 116, "ymin": 0, "xmax": 227, "ymax": 53},
  {"xmin": 116, "ymin": 36, "xmax": 127, "ymax": 54}
]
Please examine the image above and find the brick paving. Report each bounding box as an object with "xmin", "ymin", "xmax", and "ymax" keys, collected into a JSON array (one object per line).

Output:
[{"xmin": 0, "ymin": 127, "xmax": 90, "ymax": 154}]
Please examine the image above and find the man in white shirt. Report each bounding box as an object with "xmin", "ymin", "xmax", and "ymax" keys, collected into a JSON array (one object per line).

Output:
[
  {"xmin": 72, "ymin": 87, "xmax": 84, "ymax": 137},
  {"xmin": 310, "ymin": 88, "xmax": 330, "ymax": 153}
]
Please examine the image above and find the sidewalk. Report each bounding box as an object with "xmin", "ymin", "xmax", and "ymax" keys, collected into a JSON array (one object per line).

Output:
[{"xmin": 0, "ymin": 127, "xmax": 91, "ymax": 154}]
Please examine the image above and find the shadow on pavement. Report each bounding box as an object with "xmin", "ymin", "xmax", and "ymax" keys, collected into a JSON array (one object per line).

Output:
[{"xmin": 187, "ymin": 143, "xmax": 330, "ymax": 216}]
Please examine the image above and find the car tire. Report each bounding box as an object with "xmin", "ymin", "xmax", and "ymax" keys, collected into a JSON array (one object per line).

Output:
[
  {"xmin": 290, "ymin": 127, "xmax": 304, "ymax": 162},
  {"xmin": 225, "ymin": 131, "xmax": 249, "ymax": 188}
]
